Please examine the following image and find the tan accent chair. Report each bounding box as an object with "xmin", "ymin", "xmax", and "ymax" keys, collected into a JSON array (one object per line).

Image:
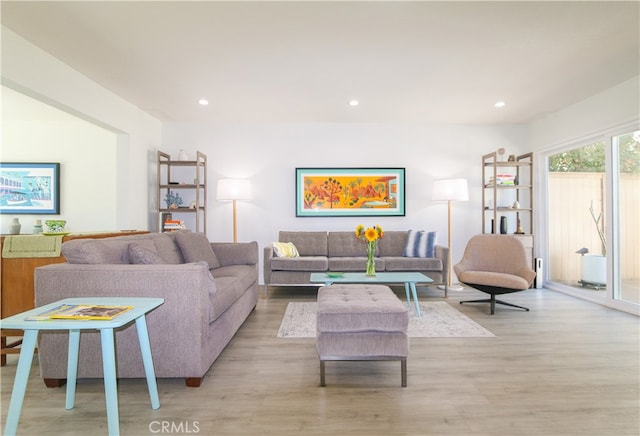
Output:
[{"xmin": 454, "ymin": 234, "xmax": 536, "ymax": 315}]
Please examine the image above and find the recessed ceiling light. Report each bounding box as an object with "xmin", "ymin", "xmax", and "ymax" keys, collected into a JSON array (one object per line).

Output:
[
  {"xmin": 198, "ymin": 99, "xmax": 209, "ymax": 106},
  {"xmin": 494, "ymin": 101, "xmax": 506, "ymax": 108},
  {"xmin": 348, "ymin": 100, "xmax": 359, "ymax": 107}
]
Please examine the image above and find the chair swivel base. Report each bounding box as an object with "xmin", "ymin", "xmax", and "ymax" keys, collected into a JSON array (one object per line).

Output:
[{"xmin": 459, "ymin": 297, "xmax": 529, "ymax": 315}]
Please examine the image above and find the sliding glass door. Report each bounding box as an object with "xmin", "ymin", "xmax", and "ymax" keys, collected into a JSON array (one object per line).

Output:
[
  {"xmin": 545, "ymin": 128, "xmax": 639, "ymax": 311},
  {"xmin": 614, "ymin": 131, "xmax": 640, "ymax": 304}
]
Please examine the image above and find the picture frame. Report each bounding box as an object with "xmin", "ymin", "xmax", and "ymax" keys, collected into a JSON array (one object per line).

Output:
[
  {"xmin": 0, "ymin": 162, "xmax": 61, "ymax": 214},
  {"xmin": 295, "ymin": 167, "xmax": 405, "ymax": 217}
]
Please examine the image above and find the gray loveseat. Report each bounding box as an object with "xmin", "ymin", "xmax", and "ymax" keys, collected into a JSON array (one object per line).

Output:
[
  {"xmin": 264, "ymin": 230, "xmax": 448, "ymax": 295},
  {"xmin": 34, "ymin": 231, "xmax": 258, "ymax": 387}
]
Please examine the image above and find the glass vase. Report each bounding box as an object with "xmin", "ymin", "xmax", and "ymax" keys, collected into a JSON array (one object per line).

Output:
[{"xmin": 365, "ymin": 241, "xmax": 376, "ymax": 276}]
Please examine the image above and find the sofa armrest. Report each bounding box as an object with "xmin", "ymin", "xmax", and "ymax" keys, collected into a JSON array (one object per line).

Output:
[
  {"xmin": 263, "ymin": 246, "xmax": 274, "ymax": 285},
  {"xmin": 211, "ymin": 241, "xmax": 258, "ymax": 266},
  {"xmin": 435, "ymin": 244, "xmax": 449, "ymax": 284}
]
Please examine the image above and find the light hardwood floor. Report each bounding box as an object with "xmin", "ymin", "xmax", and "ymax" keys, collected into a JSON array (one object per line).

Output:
[{"xmin": 1, "ymin": 286, "xmax": 639, "ymax": 436}]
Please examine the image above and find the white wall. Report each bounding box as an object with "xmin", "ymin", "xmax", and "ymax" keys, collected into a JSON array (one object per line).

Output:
[
  {"xmin": 1, "ymin": 27, "xmax": 162, "ymax": 231},
  {"xmin": 1, "ymin": 87, "xmax": 119, "ymax": 233},
  {"xmin": 529, "ymin": 76, "xmax": 640, "ymax": 148},
  {"xmin": 162, "ymin": 122, "xmax": 529, "ymax": 281}
]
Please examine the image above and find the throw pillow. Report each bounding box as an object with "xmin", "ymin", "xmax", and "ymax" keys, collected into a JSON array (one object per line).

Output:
[
  {"xmin": 174, "ymin": 231, "xmax": 221, "ymax": 269},
  {"xmin": 128, "ymin": 243, "xmax": 167, "ymax": 265},
  {"xmin": 272, "ymin": 241, "xmax": 300, "ymax": 258},
  {"xmin": 403, "ymin": 230, "xmax": 437, "ymax": 258}
]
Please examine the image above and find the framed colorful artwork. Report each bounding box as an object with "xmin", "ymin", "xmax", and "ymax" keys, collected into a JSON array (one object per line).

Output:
[
  {"xmin": 295, "ymin": 167, "xmax": 405, "ymax": 217},
  {"xmin": 0, "ymin": 162, "xmax": 61, "ymax": 214}
]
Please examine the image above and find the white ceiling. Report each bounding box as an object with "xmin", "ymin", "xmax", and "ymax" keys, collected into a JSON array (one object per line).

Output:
[{"xmin": 2, "ymin": 1, "xmax": 639, "ymax": 124}]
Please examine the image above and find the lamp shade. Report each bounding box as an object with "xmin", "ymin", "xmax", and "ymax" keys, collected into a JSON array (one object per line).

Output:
[
  {"xmin": 432, "ymin": 178, "xmax": 469, "ymax": 202},
  {"xmin": 216, "ymin": 179, "xmax": 251, "ymax": 201}
]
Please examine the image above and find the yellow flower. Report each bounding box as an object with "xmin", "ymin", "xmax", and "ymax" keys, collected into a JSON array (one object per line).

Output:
[
  {"xmin": 364, "ymin": 227, "xmax": 378, "ymax": 242},
  {"xmin": 356, "ymin": 224, "xmax": 384, "ymax": 242}
]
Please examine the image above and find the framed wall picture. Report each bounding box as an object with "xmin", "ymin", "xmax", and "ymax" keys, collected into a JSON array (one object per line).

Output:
[
  {"xmin": 295, "ymin": 167, "xmax": 405, "ymax": 217},
  {"xmin": 0, "ymin": 162, "xmax": 61, "ymax": 214}
]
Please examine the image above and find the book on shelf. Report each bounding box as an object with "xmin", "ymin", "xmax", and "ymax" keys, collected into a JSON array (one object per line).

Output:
[
  {"xmin": 26, "ymin": 304, "xmax": 133, "ymax": 321},
  {"xmin": 163, "ymin": 219, "xmax": 186, "ymax": 230}
]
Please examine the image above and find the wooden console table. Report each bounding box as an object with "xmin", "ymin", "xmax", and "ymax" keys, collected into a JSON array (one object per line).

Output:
[{"xmin": 0, "ymin": 231, "xmax": 149, "ymax": 365}]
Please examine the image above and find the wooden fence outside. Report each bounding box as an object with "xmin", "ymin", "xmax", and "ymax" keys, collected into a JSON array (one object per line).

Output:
[{"xmin": 548, "ymin": 172, "xmax": 639, "ymax": 282}]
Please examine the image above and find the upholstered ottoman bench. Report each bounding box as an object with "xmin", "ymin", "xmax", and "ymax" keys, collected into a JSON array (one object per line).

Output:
[{"xmin": 316, "ymin": 284, "xmax": 409, "ymax": 387}]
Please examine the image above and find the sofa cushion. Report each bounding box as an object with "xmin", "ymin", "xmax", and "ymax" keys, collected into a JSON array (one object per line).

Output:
[
  {"xmin": 403, "ymin": 230, "xmax": 437, "ymax": 258},
  {"xmin": 279, "ymin": 231, "xmax": 327, "ymax": 256},
  {"xmin": 377, "ymin": 231, "xmax": 407, "ymax": 257},
  {"xmin": 383, "ymin": 256, "xmax": 442, "ymax": 271},
  {"xmin": 174, "ymin": 231, "xmax": 221, "ymax": 269},
  {"xmin": 327, "ymin": 231, "xmax": 371, "ymax": 257},
  {"xmin": 271, "ymin": 256, "xmax": 328, "ymax": 272},
  {"xmin": 209, "ymin": 264, "xmax": 257, "ymax": 321},
  {"xmin": 152, "ymin": 232, "xmax": 185, "ymax": 264},
  {"xmin": 329, "ymin": 257, "xmax": 385, "ymax": 271},
  {"xmin": 128, "ymin": 241, "xmax": 167, "ymax": 265},
  {"xmin": 272, "ymin": 242, "xmax": 299, "ymax": 258},
  {"xmin": 62, "ymin": 238, "xmax": 131, "ymax": 264}
]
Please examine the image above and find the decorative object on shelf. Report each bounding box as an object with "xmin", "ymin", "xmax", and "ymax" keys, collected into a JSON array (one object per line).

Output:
[
  {"xmin": 0, "ymin": 162, "xmax": 61, "ymax": 214},
  {"xmin": 513, "ymin": 200, "xmax": 520, "ymax": 209},
  {"xmin": 44, "ymin": 220, "xmax": 66, "ymax": 234},
  {"xmin": 189, "ymin": 200, "xmax": 197, "ymax": 209},
  {"xmin": 178, "ymin": 149, "xmax": 189, "ymax": 161},
  {"xmin": 508, "ymin": 154, "xmax": 516, "ymax": 162},
  {"xmin": 9, "ymin": 218, "xmax": 21, "ymax": 234},
  {"xmin": 164, "ymin": 191, "xmax": 183, "ymax": 209},
  {"xmin": 500, "ymin": 216, "xmax": 507, "ymax": 234},
  {"xmin": 515, "ymin": 219, "xmax": 525, "ymax": 234},
  {"xmin": 33, "ymin": 219, "xmax": 43, "ymax": 234},
  {"xmin": 355, "ymin": 224, "xmax": 384, "ymax": 277},
  {"xmin": 295, "ymin": 167, "xmax": 405, "ymax": 217},
  {"xmin": 497, "ymin": 147, "xmax": 506, "ymax": 161},
  {"xmin": 217, "ymin": 179, "xmax": 251, "ymax": 242},
  {"xmin": 432, "ymin": 178, "xmax": 469, "ymax": 292}
]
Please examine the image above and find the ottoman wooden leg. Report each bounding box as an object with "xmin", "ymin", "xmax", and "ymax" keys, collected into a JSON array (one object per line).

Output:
[
  {"xmin": 401, "ymin": 358, "xmax": 407, "ymax": 387},
  {"xmin": 320, "ymin": 360, "xmax": 326, "ymax": 387}
]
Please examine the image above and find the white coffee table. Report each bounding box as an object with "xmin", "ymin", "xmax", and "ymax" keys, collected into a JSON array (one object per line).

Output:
[{"xmin": 310, "ymin": 272, "xmax": 433, "ymax": 316}]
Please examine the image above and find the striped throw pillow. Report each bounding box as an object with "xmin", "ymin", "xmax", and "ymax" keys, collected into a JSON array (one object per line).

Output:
[
  {"xmin": 272, "ymin": 242, "xmax": 300, "ymax": 258},
  {"xmin": 403, "ymin": 230, "xmax": 437, "ymax": 258}
]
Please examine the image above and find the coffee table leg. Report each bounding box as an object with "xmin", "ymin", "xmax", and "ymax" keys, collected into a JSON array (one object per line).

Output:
[
  {"xmin": 4, "ymin": 330, "xmax": 38, "ymax": 436},
  {"xmin": 403, "ymin": 283, "xmax": 412, "ymax": 311},
  {"xmin": 409, "ymin": 282, "xmax": 421, "ymax": 316},
  {"xmin": 135, "ymin": 316, "xmax": 160, "ymax": 410},
  {"xmin": 100, "ymin": 328, "xmax": 120, "ymax": 436},
  {"xmin": 65, "ymin": 329, "xmax": 81, "ymax": 409}
]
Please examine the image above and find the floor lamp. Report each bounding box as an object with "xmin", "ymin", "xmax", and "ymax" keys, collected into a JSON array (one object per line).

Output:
[
  {"xmin": 432, "ymin": 178, "xmax": 469, "ymax": 294},
  {"xmin": 216, "ymin": 179, "xmax": 251, "ymax": 243}
]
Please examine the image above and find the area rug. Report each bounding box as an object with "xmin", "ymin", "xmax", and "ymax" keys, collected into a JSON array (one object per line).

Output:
[{"xmin": 277, "ymin": 301, "xmax": 495, "ymax": 338}]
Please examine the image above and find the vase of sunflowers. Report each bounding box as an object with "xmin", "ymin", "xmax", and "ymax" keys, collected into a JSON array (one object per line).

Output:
[{"xmin": 355, "ymin": 224, "xmax": 384, "ymax": 277}]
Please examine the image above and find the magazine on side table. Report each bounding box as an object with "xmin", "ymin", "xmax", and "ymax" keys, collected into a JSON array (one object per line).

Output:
[{"xmin": 26, "ymin": 304, "xmax": 133, "ymax": 321}]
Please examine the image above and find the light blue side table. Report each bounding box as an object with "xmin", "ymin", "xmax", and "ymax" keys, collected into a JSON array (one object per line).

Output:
[{"xmin": 0, "ymin": 297, "xmax": 164, "ymax": 436}]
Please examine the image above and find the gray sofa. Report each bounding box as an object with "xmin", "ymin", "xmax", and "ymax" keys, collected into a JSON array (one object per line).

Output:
[
  {"xmin": 34, "ymin": 231, "xmax": 259, "ymax": 387},
  {"xmin": 264, "ymin": 230, "xmax": 448, "ymax": 294}
]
